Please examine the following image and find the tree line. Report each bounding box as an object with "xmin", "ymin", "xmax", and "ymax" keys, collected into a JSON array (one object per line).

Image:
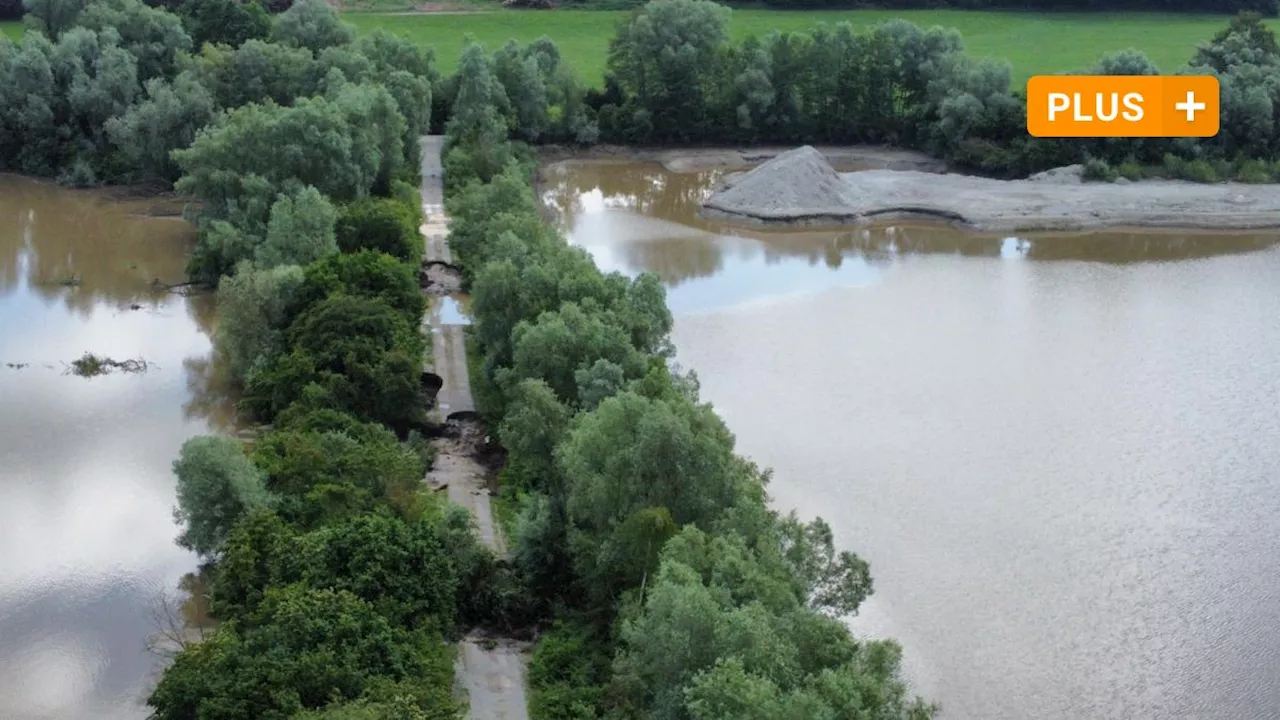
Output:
[
  {"xmin": 582, "ymin": 2, "xmax": 1280, "ymax": 180},
  {"xmin": 440, "ymin": 33, "xmax": 935, "ymax": 719},
  {"xmin": 4, "ymin": 1, "xmax": 1279, "ymax": 717},
  {"xmin": 0, "ymin": 1, "xmax": 506, "ymax": 717}
]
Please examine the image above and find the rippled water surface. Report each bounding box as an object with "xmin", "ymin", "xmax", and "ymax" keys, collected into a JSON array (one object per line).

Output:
[
  {"xmin": 545, "ymin": 159, "xmax": 1280, "ymax": 719},
  {"xmin": 0, "ymin": 177, "xmax": 223, "ymax": 720}
]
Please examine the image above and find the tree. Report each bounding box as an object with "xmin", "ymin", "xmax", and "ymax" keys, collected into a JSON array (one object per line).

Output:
[
  {"xmin": 603, "ymin": 0, "xmax": 730, "ymax": 142},
  {"xmin": 146, "ymin": 586, "xmax": 454, "ymax": 720},
  {"xmin": 500, "ymin": 302, "xmax": 648, "ymax": 407},
  {"xmin": 294, "ymin": 249, "xmax": 425, "ymax": 326},
  {"xmin": 559, "ymin": 391, "xmax": 745, "ymax": 597},
  {"xmin": 574, "ymin": 358, "xmax": 627, "ymax": 412},
  {"xmin": 208, "ymin": 508, "xmax": 301, "ymax": 620},
  {"xmin": 331, "ymin": 81, "xmax": 406, "ymax": 195},
  {"xmin": 1192, "ymin": 11, "xmax": 1280, "ymax": 72},
  {"xmin": 249, "ymin": 424, "xmax": 421, "ymax": 527},
  {"xmin": 255, "ymin": 185, "xmax": 339, "ymax": 268},
  {"xmin": 173, "ymin": 95, "xmax": 382, "ymax": 223},
  {"xmin": 271, "ymin": 0, "xmax": 355, "ymax": 54},
  {"xmin": 497, "ymin": 379, "xmax": 571, "ymax": 494},
  {"xmin": 105, "ymin": 72, "xmax": 215, "ymax": 182},
  {"xmin": 78, "ymin": 0, "xmax": 191, "ymax": 81},
  {"xmin": 22, "ymin": 0, "xmax": 85, "ymax": 39},
  {"xmin": 335, "ymin": 197, "xmax": 420, "ymax": 261},
  {"xmin": 179, "ymin": 0, "xmax": 270, "ymax": 50},
  {"xmin": 186, "ymin": 38, "xmax": 316, "ymax": 109},
  {"xmin": 777, "ymin": 514, "xmax": 873, "ymax": 618},
  {"xmin": 493, "ymin": 40, "xmax": 551, "ymax": 141},
  {"xmin": 302, "ymin": 514, "xmax": 461, "ymax": 629},
  {"xmin": 215, "ymin": 260, "xmax": 304, "ymax": 385},
  {"xmin": 444, "ymin": 42, "xmax": 515, "ymax": 186},
  {"xmin": 172, "ymin": 435, "xmax": 275, "ymax": 558}
]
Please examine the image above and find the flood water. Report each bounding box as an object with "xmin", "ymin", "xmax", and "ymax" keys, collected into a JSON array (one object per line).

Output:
[
  {"xmin": 0, "ymin": 177, "xmax": 224, "ymax": 720},
  {"xmin": 544, "ymin": 160, "xmax": 1280, "ymax": 719}
]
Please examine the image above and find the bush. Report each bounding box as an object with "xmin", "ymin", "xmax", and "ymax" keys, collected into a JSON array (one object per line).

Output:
[
  {"xmin": 1117, "ymin": 159, "xmax": 1145, "ymax": 181},
  {"xmin": 1081, "ymin": 157, "xmax": 1118, "ymax": 182},
  {"xmin": 1235, "ymin": 158, "xmax": 1275, "ymax": 183},
  {"xmin": 336, "ymin": 197, "xmax": 420, "ymax": 262},
  {"xmin": 1163, "ymin": 154, "xmax": 1220, "ymax": 183},
  {"xmin": 527, "ymin": 621, "xmax": 608, "ymax": 720}
]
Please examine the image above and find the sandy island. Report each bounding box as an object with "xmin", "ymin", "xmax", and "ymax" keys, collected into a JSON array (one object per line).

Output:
[{"xmin": 697, "ymin": 146, "xmax": 1280, "ymax": 233}]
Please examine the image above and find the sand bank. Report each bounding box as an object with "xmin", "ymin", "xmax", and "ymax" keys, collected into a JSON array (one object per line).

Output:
[{"xmin": 701, "ymin": 147, "xmax": 1280, "ymax": 233}]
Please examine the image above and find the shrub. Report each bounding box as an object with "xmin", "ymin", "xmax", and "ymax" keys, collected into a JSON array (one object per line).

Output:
[
  {"xmin": 1235, "ymin": 158, "xmax": 1274, "ymax": 183},
  {"xmin": 1081, "ymin": 157, "xmax": 1118, "ymax": 182},
  {"xmin": 1164, "ymin": 154, "xmax": 1220, "ymax": 183},
  {"xmin": 1117, "ymin": 159, "xmax": 1145, "ymax": 181},
  {"xmin": 336, "ymin": 197, "xmax": 420, "ymax": 262}
]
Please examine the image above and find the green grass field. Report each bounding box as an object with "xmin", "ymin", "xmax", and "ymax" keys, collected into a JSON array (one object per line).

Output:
[
  {"xmin": 4, "ymin": 9, "xmax": 1269, "ymax": 87},
  {"xmin": 1, "ymin": 21, "xmax": 20, "ymax": 42},
  {"xmin": 347, "ymin": 10, "xmax": 1259, "ymax": 86}
]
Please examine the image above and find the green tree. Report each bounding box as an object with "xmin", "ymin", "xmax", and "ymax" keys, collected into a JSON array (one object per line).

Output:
[
  {"xmin": 147, "ymin": 586, "xmax": 452, "ymax": 720},
  {"xmin": 497, "ymin": 379, "xmax": 571, "ymax": 494},
  {"xmin": 255, "ymin": 185, "xmax": 339, "ymax": 268},
  {"xmin": 78, "ymin": 0, "xmax": 191, "ymax": 81},
  {"xmin": 302, "ymin": 514, "xmax": 461, "ymax": 629},
  {"xmin": 215, "ymin": 260, "xmax": 304, "ymax": 385},
  {"xmin": 604, "ymin": 0, "xmax": 730, "ymax": 142},
  {"xmin": 1193, "ymin": 11, "xmax": 1280, "ymax": 72},
  {"xmin": 499, "ymin": 302, "xmax": 648, "ymax": 407},
  {"xmin": 21, "ymin": 0, "xmax": 84, "ymax": 39},
  {"xmin": 271, "ymin": 0, "xmax": 355, "ymax": 54},
  {"xmin": 250, "ymin": 425, "xmax": 421, "ymax": 527},
  {"xmin": 335, "ymin": 196, "xmax": 419, "ymax": 261},
  {"xmin": 179, "ymin": 0, "xmax": 270, "ymax": 50},
  {"xmin": 173, "ymin": 95, "xmax": 381, "ymax": 223},
  {"xmin": 105, "ymin": 72, "xmax": 215, "ymax": 182},
  {"xmin": 294, "ymin": 249, "xmax": 425, "ymax": 326},
  {"xmin": 172, "ymin": 435, "xmax": 275, "ymax": 558},
  {"xmin": 777, "ymin": 513, "xmax": 873, "ymax": 618},
  {"xmin": 444, "ymin": 42, "xmax": 514, "ymax": 186},
  {"xmin": 186, "ymin": 38, "xmax": 316, "ymax": 109},
  {"xmin": 0, "ymin": 33, "xmax": 60, "ymax": 174},
  {"xmin": 209, "ymin": 508, "xmax": 301, "ymax": 620},
  {"xmin": 559, "ymin": 391, "xmax": 745, "ymax": 597}
]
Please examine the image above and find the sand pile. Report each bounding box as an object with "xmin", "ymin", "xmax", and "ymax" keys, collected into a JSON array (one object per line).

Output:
[{"xmin": 703, "ymin": 146, "xmax": 858, "ymax": 222}]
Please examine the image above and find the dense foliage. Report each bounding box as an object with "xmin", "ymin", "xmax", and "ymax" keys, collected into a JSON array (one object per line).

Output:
[
  {"xmin": 7, "ymin": 2, "xmax": 1280, "ymax": 718},
  {"xmin": 440, "ymin": 37, "xmax": 936, "ymax": 719},
  {"xmin": 49, "ymin": 2, "xmax": 503, "ymax": 717},
  {"xmin": 588, "ymin": 2, "xmax": 1280, "ymax": 178}
]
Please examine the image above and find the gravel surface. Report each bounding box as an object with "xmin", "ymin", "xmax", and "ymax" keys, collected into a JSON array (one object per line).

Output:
[{"xmin": 702, "ymin": 147, "xmax": 1280, "ymax": 233}]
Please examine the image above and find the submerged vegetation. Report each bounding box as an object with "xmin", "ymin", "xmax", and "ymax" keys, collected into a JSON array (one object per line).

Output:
[
  {"xmin": 4, "ymin": 0, "xmax": 1280, "ymax": 717},
  {"xmin": 67, "ymin": 352, "xmax": 151, "ymax": 377}
]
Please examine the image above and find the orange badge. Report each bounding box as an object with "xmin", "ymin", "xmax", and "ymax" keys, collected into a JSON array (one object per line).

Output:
[{"xmin": 1026, "ymin": 75, "xmax": 1219, "ymax": 138}]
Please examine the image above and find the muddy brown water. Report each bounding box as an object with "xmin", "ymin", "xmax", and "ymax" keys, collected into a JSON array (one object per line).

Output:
[
  {"xmin": 544, "ymin": 159, "xmax": 1280, "ymax": 719},
  {"xmin": 0, "ymin": 176, "xmax": 229, "ymax": 720}
]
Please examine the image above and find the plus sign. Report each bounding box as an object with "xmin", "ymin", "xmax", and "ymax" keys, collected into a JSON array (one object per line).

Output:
[{"xmin": 1175, "ymin": 90, "xmax": 1206, "ymax": 122}]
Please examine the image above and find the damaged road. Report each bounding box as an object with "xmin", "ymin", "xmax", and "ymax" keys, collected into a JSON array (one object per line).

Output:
[{"xmin": 420, "ymin": 135, "xmax": 530, "ymax": 720}]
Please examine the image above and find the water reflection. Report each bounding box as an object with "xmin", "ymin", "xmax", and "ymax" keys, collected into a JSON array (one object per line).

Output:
[
  {"xmin": 543, "ymin": 160, "xmax": 1280, "ymax": 310},
  {"xmin": 548, "ymin": 160, "xmax": 1280, "ymax": 719},
  {"xmin": 0, "ymin": 176, "xmax": 227, "ymax": 720}
]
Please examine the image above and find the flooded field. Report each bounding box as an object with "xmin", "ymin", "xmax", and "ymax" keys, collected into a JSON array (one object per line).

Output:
[
  {"xmin": 0, "ymin": 176, "xmax": 224, "ymax": 720},
  {"xmin": 544, "ymin": 159, "xmax": 1280, "ymax": 719}
]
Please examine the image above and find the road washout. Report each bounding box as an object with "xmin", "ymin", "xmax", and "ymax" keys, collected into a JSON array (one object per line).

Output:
[
  {"xmin": 701, "ymin": 145, "xmax": 1280, "ymax": 233},
  {"xmin": 419, "ymin": 135, "xmax": 530, "ymax": 720}
]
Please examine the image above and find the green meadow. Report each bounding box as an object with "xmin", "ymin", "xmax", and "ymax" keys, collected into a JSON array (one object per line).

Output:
[
  {"xmin": 5, "ymin": 9, "xmax": 1269, "ymax": 87},
  {"xmin": 346, "ymin": 10, "xmax": 1266, "ymax": 86}
]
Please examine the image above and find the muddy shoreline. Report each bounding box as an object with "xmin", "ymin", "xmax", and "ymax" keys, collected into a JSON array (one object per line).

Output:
[
  {"xmin": 539, "ymin": 145, "xmax": 1280, "ymax": 234},
  {"xmin": 536, "ymin": 143, "xmax": 946, "ymax": 174}
]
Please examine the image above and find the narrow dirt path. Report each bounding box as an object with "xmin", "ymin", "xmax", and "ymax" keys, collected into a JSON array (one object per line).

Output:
[{"xmin": 419, "ymin": 135, "xmax": 530, "ymax": 720}]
